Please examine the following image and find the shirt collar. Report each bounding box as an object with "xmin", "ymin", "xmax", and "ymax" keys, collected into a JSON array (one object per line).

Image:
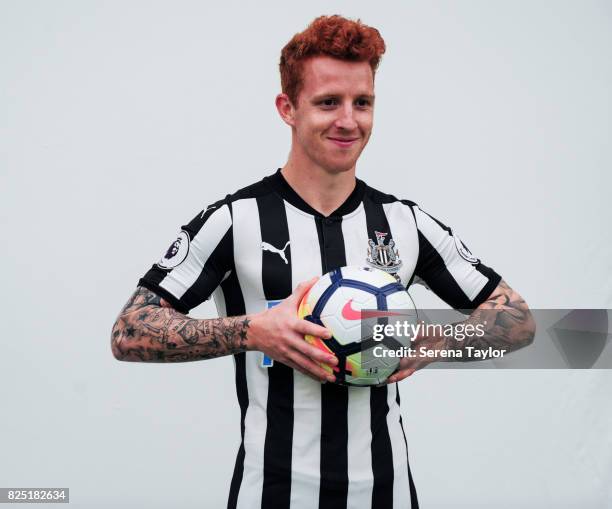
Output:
[{"xmin": 264, "ymin": 168, "xmax": 365, "ymax": 219}]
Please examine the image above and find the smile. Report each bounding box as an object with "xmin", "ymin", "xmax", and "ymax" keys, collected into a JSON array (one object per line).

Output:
[{"xmin": 327, "ymin": 137, "xmax": 359, "ymax": 148}]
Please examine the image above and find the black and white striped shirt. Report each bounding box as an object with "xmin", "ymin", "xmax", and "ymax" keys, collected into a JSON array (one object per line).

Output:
[{"xmin": 139, "ymin": 169, "xmax": 501, "ymax": 509}]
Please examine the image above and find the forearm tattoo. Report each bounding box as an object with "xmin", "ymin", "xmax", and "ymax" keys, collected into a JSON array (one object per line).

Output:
[
  {"xmin": 111, "ymin": 286, "xmax": 251, "ymax": 362},
  {"xmin": 440, "ymin": 280, "xmax": 536, "ymax": 361}
]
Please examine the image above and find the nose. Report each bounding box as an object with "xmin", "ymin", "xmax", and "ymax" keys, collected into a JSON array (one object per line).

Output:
[{"xmin": 334, "ymin": 104, "xmax": 358, "ymax": 131}]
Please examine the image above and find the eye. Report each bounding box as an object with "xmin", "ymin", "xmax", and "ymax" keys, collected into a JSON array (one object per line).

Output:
[
  {"xmin": 355, "ymin": 98, "xmax": 372, "ymax": 108},
  {"xmin": 319, "ymin": 98, "xmax": 338, "ymax": 107}
]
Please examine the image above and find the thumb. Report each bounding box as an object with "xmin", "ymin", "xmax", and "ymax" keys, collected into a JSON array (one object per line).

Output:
[{"xmin": 288, "ymin": 276, "xmax": 319, "ymax": 305}]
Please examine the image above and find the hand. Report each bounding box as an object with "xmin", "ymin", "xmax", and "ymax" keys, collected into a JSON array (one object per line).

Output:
[
  {"xmin": 386, "ymin": 328, "xmax": 444, "ymax": 384},
  {"xmin": 249, "ymin": 277, "xmax": 337, "ymax": 383}
]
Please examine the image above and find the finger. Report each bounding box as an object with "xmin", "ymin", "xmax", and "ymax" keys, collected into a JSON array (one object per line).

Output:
[
  {"xmin": 294, "ymin": 319, "xmax": 332, "ymax": 340},
  {"xmin": 291, "ymin": 335, "xmax": 337, "ymax": 367},
  {"xmin": 287, "ymin": 277, "xmax": 319, "ymax": 305},
  {"xmin": 283, "ymin": 359, "xmax": 321, "ymax": 382},
  {"xmin": 287, "ymin": 350, "xmax": 336, "ymax": 383},
  {"xmin": 286, "ymin": 359, "xmax": 328, "ymax": 383},
  {"xmin": 387, "ymin": 368, "xmax": 416, "ymax": 384}
]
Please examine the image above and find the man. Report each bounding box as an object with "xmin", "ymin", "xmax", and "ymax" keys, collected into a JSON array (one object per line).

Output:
[{"xmin": 111, "ymin": 15, "xmax": 535, "ymax": 509}]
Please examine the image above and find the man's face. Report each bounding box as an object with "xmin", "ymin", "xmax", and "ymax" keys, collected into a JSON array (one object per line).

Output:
[{"xmin": 290, "ymin": 56, "xmax": 375, "ymax": 174}]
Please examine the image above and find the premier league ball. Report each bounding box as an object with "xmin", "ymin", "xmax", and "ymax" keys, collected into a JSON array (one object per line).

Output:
[{"xmin": 298, "ymin": 266, "xmax": 417, "ymax": 386}]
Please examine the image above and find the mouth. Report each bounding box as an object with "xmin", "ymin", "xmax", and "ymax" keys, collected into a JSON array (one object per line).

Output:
[{"xmin": 327, "ymin": 137, "xmax": 359, "ymax": 148}]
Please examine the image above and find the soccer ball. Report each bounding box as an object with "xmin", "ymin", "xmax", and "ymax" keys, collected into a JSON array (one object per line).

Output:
[{"xmin": 298, "ymin": 265, "xmax": 417, "ymax": 386}]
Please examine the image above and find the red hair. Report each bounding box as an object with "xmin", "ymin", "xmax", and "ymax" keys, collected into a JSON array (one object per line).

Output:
[{"xmin": 280, "ymin": 15, "xmax": 386, "ymax": 105}]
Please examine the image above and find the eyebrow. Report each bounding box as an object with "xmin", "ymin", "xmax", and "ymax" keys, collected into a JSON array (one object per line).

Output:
[{"xmin": 311, "ymin": 93, "xmax": 376, "ymax": 102}]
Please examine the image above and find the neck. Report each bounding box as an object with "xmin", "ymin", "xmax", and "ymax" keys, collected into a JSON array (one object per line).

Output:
[{"xmin": 281, "ymin": 151, "xmax": 357, "ymax": 217}]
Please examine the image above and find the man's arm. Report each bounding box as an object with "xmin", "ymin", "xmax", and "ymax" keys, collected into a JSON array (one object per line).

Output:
[
  {"xmin": 387, "ymin": 280, "xmax": 536, "ymax": 382},
  {"xmin": 111, "ymin": 286, "xmax": 252, "ymax": 362},
  {"xmin": 442, "ymin": 279, "xmax": 535, "ymax": 356},
  {"xmin": 111, "ymin": 282, "xmax": 337, "ymax": 381}
]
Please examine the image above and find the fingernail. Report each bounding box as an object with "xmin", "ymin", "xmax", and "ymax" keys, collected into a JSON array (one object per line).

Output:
[
  {"xmin": 327, "ymin": 375, "xmax": 336, "ymax": 383},
  {"xmin": 328, "ymin": 356, "xmax": 337, "ymax": 365}
]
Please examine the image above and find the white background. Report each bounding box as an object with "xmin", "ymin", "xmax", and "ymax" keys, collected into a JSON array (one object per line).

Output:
[{"xmin": 2, "ymin": 1, "xmax": 611, "ymax": 507}]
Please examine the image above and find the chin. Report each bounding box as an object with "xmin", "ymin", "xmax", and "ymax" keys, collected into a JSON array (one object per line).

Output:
[
  {"xmin": 320, "ymin": 155, "xmax": 359, "ymax": 174},
  {"xmin": 320, "ymin": 163, "xmax": 356, "ymax": 175}
]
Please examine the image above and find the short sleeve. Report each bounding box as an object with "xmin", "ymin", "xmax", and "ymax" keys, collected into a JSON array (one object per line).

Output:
[
  {"xmin": 412, "ymin": 206, "xmax": 501, "ymax": 310},
  {"xmin": 138, "ymin": 201, "xmax": 233, "ymax": 314}
]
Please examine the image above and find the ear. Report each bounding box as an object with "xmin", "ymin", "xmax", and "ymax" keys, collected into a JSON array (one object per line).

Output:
[{"xmin": 275, "ymin": 93, "xmax": 296, "ymax": 127}]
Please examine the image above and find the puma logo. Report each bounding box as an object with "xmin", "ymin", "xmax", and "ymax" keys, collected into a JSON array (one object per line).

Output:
[
  {"xmin": 261, "ymin": 241, "xmax": 290, "ymax": 264},
  {"xmin": 200, "ymin": 205, "xmax": 218, "ymax": 219}
]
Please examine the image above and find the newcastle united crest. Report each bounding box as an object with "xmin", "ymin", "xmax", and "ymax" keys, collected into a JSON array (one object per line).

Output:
[{"xmin": 367, "ymin": 231, "xmax": 402, "ymax": 275}]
